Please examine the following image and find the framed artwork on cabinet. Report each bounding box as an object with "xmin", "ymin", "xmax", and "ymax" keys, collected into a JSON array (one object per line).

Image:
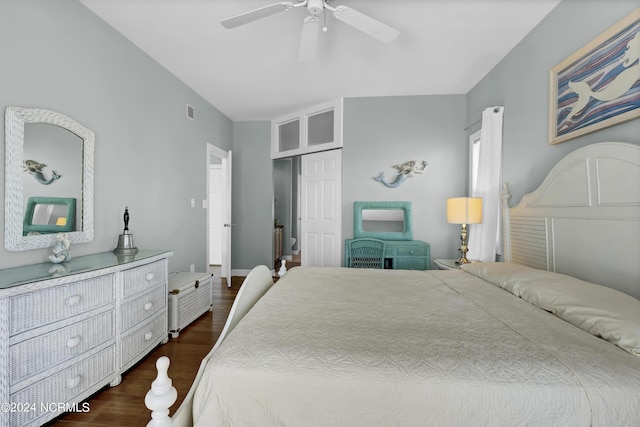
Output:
[{"xmin": 549, "ymin": 8, "xmax": 639, "ymax": 145}]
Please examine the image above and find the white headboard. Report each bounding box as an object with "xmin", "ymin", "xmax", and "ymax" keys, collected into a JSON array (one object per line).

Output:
[{"xmin": 502, "ymin": 142, "xmax": 640, "ymax": 299}]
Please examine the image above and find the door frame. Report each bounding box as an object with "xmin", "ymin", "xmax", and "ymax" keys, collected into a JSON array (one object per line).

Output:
[{"xmin": 206, "ymin": 143, "xmax": 232, "ymax": 287}]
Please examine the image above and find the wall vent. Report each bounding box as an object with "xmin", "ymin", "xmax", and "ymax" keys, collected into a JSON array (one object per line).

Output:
[{"xmin": 186, "ymin": 104, "xmax": 194, "ymax": 120}]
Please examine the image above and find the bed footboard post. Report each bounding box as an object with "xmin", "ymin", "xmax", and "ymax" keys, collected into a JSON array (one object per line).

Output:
[{"xmin": 145, "ymin": 356, "xmax": 178, "ymax": 427}]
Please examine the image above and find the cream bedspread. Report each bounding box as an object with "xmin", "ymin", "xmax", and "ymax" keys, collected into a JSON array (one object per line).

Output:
[{"xmin": 192, "ymin": 267, "xmax": 640, "ymax": 426}]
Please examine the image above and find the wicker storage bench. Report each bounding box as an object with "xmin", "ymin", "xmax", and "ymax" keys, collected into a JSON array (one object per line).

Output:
[{"xmin": 168, "ymin": 272, "xmax": 213, "ymax": 338}]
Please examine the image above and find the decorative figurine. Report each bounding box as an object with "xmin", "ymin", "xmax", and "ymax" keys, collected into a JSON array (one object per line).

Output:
[
  {"xmin": 278, "ymin": 259, "xmax": 287, "ymax": 277},
  {"xmin": 49, "ymin": 233, "xmax": 72, "ymax": 263},
  {"xmin": 24, "ymin": 159, "xmax": 62, "ymax": 185},
  {"xmin": 374, "ymin": 160, "xmax": 428, "ymax": 188},
  {"xmin": 114, "ymin": 206, "xmax": 139, "ymax": 255}
]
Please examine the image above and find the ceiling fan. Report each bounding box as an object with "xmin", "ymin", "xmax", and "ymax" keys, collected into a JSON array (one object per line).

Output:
[{"xmin": 220, "ymin": 0, "xmax": 400, "ymax": 62}]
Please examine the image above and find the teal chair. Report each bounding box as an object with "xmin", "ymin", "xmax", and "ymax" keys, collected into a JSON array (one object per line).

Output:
[{"xmin": 347, "ymin": 238, "xmax": 387, "ymax": 269}]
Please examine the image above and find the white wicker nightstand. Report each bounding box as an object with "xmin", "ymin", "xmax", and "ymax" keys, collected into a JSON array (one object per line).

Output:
[{"xmin": 434, "ymin": 259, "xmax": 464, "ymax": 270}]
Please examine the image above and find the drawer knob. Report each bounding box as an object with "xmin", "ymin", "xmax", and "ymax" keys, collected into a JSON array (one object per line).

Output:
[
  {"xmin": 66, "ymin": 375, "xmax": 82, "ymax": 389},
  {"xmin": 144, "ymin": 302, "xmax": 153, "ymax": 311},
  {"xmin": 144, "ymin": 331, "xmax": 154, "ymax": 341},
  {"xmin": 65, "ymin": 294, "xmax": 82, "ymax": 307},
  {"xmin": 145, "ymin": 272, "xmax": 155, "ymax": 281},
  {"xmin": 66, "ymin": 336, "xmax": 81, "ymax": 348}
]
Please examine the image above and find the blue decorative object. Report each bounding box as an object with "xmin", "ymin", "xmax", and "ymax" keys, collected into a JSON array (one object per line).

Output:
[
  {"xmin": 23, "ymin": 159, "xmax": 61, "ymax": 185},
  {"xmin": 23, "ymin": 197, "xmax": 76, "ymax": 236},
  {"xmin": 353, "ymin": 201, "xmax": 413, "ymax": 241},
  {"xmin": 373, "ymin": 160, "xmax": 427, "ymax": 188},
  {"xmin": 49, "ymin": 233, "xmax": 72, "ymax": 264}
]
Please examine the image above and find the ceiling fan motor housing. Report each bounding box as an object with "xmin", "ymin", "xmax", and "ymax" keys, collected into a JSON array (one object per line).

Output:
[{"xmin": 307, "ymin": 0, "xmax": 324, "ymax": 15}]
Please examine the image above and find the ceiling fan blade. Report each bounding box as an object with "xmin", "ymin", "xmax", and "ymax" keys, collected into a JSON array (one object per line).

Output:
[
  {"xmin": 332, "ymin": 5, "xmax": 399, "ymax": 44},
  {"xmin": 221, "ymin": 2, "xmax": 296, "ymax": 29},
  {"xmin": 298, "ymin": 16, "xmax": 319, "ymax": 62}
]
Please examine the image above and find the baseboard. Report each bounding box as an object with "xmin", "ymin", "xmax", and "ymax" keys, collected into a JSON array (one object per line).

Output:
[{"xmin": 231, "ymin": 268, "xmax": 251, "ymax": 277}]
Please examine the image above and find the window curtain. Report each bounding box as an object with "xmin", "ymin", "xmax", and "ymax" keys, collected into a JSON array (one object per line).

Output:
[{"xmin": 468, "ymin": 106, "xmax": 504, "ymax": 262}]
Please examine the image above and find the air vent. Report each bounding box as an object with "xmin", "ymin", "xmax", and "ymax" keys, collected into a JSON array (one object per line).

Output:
[{"xmin": 186, "ymin": 104, "xmax": 194, "ymax": 120}]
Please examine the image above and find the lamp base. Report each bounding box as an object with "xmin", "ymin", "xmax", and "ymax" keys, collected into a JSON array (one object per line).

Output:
[{"xmin": 456, "ymin": 223, "xmax": 470, "ymax": 265}]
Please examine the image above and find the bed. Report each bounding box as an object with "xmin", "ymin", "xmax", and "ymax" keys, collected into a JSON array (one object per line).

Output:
[{"xmin": 145, "ymin": 141, "xmax": 640, "ymax": 427}]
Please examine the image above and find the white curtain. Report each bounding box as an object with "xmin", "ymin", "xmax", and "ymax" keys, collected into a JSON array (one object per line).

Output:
[{"xmin": 468, "ymin": 106, "xmax": 504, "ymax": 262}]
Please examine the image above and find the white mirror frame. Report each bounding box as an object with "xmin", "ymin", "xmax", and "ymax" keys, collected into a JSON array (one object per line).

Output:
[{"xmin": 4, "ymin": 107, "xmax": 94, "ymax": 251}]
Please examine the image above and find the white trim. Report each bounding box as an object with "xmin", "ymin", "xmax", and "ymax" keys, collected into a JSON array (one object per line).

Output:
[
  {"xmin": 468, "ymin": 129, "xmax": 481, "ymax": 195},
  {"xmin": 271, "ymin": 99, "xmax": 343, "ymax": 159},
  {"xmin": 206, "ymin": 144, "xmax": 232, "ymax": 286}
]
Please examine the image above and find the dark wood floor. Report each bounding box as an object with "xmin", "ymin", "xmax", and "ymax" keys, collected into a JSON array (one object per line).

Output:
[{"xmin": 47, "ymin": 277, "xmax": 243, "ymax": 427}]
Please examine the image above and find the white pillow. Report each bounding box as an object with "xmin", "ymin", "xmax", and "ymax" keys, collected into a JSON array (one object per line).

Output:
[
  {"xmin": 461, "ymin": 262, "xmax": 640, "ymax": 356},
  {"xmin": 460, "ymin": 262, "xmax": 548, "ymax": 295}
]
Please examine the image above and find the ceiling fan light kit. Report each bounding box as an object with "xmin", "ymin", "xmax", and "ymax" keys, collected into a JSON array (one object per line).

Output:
[
  {"xmin": 220, "ymin": 0, "xmax": 400, "ymax": 61},
  {"xmin": 306, "ymin": 0, "xmax": 324, "ymax": 15}
]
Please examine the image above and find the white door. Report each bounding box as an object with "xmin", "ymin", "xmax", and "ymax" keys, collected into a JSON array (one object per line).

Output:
[
  {"xmin": 301, "ymin": 149, "xmax": 342, "ymax": 267},
  {"xmin": 222, "ymin": 151, "xmax": 233, "ymax": 287},
  {"xmin": 209, "ymin": 165, "xmax": 222, "ymax": 265},
  {"xmin": 207, "ymin": 144, "xmax": 233, "ymax": 287}
]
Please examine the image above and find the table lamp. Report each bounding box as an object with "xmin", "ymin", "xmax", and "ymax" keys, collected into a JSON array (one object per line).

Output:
[{"xmin": 446, "ymin": 197, "xmax": 482, "ymax": 264}]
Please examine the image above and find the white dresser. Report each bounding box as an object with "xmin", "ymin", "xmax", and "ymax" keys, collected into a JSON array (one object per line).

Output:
[{"xmin": 0, "ymin": 249, "xmax": 172, "ymax": 427}]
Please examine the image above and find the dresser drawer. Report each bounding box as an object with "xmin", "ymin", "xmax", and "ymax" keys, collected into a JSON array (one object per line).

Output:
[
  {"xmin": 9, "ymin": 275, "xmax": 114, "ymax": 336},
  {"xmin": 121, "ymin": 313, "xmax": 166, "ymax": 368},
  {"xmin": 120, "ymin": 285, "xmax": 166, "ymax": 332},
  {"xmin": 10, "ymin": 310, "xmax": 114, "ymax": 385},
  {"xmin": 10, "ymin": 346, "xmax": 115, "ymax": 427},
  {"xmin": 395, "ymin": 246, "xmax": 430, "ymax": 257},
  {"xmin": 394, "ymin": 258, "xmax": 430, "ymax": 271},
  {"xmin": 121, "ymin": 260, "xmax": 166, "ymax": 298}
]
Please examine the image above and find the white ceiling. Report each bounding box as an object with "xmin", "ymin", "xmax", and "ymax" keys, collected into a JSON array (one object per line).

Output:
[{"xmin": 79, "ymin": 0, "xmax": 561, "ymax": 121}]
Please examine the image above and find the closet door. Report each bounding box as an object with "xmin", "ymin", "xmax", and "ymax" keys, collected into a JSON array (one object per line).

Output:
[{"xmin": 301, "ymin": 149, "xmax": 342, "ymax": 267}]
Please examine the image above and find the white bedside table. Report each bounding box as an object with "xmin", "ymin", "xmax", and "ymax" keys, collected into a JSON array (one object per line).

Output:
[{"xmin": 434, "ymin": 259, "xmax": 467, "ymax": 270}]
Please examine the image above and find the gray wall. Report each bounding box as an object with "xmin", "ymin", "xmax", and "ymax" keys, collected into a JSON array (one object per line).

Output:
[
  {"xmin": 0, "ymin": 0, "xmax": 233, "ymax": 271},
  {"xmin": 343, "ymin": 95, "xmax": 468, "ymax": 265},
  {"xmin": 231, "ymin": 121, "xmax": 274, "ymax": 270},
  {"xmin": 3, "ymin": 0, "xmax": 638, "ymax": 274},
  {"xmin": 467, "ymin": 0, "xmax": 640, "ymax": 206}
]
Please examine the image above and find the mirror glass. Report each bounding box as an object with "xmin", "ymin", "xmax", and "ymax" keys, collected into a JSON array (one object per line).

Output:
[
  {"xmin": 353, "ymin": 201, "xmax": 413, "ymax": 241},
  {"xmin": 361, "ymin": 209, "xmax": 405, "ymax": 232},
  {"xmin": 32, "ymin": 204, "xmax": 68, "ymax": 225},
  {"xmin": 23, "ymin": 123, "xmax": 83, "ymax": 232},
  {"xmin": 5, "ymin": 107, "xmax": 94, "ymax": 251}
]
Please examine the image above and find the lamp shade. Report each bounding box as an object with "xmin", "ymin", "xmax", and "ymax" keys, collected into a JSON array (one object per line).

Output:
[{"xmin": 446, "ymin": 197, "xmax": 482, "ymax": 224}]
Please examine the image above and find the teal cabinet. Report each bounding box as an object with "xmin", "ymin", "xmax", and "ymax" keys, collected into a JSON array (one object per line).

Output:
[{"xmin": 345, "ymin": 239, "xmax": 430, "ymax": 270}]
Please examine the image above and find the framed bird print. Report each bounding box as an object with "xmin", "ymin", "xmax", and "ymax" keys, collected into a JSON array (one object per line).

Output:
[{"xmin": 549, "ymin": 8, "xmax": 640, "ymax": 145}]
